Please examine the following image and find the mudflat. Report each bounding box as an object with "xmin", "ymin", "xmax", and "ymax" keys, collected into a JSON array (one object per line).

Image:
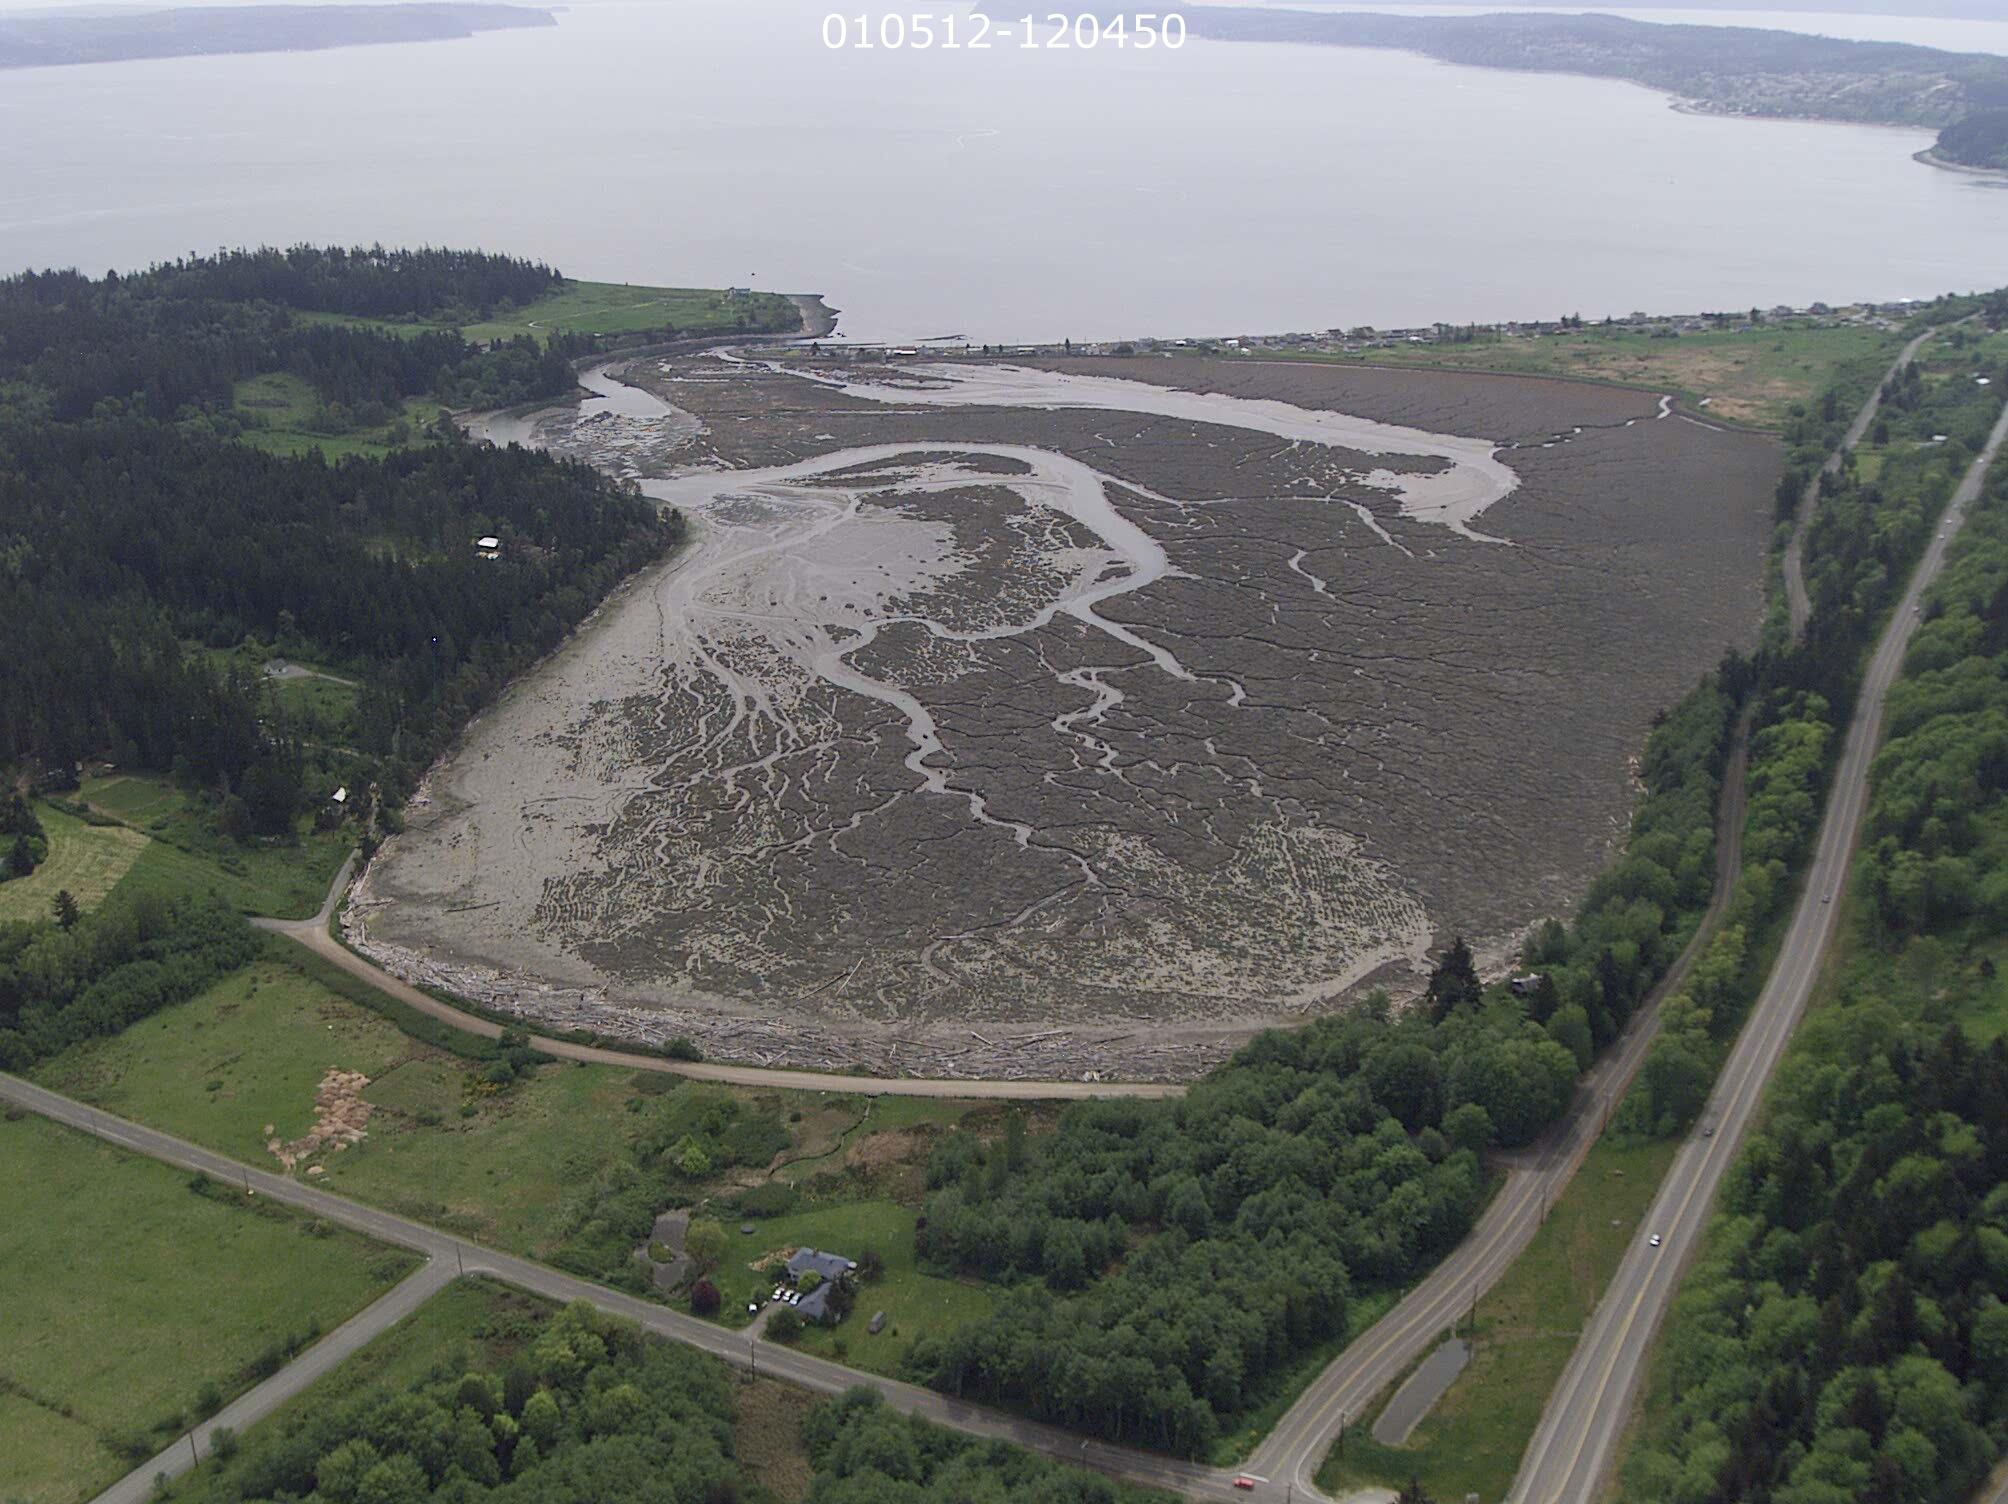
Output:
[{"xmin": 353, "ymin": 354, "xmax": 1777, "ymax": 1079}]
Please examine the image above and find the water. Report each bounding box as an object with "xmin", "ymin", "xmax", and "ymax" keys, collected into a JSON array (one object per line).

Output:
[
  {"xmin": 1204, "ymin": 3, "xmax": 2008, "ymax": 55},
  {"xmin": 3, "ymin": 0, "xmax": 2006, "ymax": 341}
]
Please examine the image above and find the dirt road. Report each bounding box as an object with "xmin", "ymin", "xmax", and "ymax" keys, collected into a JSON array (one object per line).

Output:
[{"xmin": 257, "ymin": 865, "xmax": 1181, "ymax": 1100}]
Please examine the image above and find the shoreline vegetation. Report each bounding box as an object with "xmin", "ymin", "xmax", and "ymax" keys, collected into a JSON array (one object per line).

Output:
[
  {"xmin": 0, "ymin": 248, "xmax": 821, "ymax": 946},
  {"xmin": 0, "ymin": 3, "xmax": 555, "ymax": 71},
  {"xmin": 1017, "ymin": 3, "xmax": 2008, "ymax": 168},
  {"xmin": 1916, "ymin": 146, "xmax": 2008, "ymax": 177}
]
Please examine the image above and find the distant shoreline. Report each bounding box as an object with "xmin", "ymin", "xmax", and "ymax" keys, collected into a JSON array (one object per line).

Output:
[
  {"xmin": 792, "ymin": 294, "xmax": 839, "ymax": 340},
  {"xmin": 0, "ymin": 2, "xmax": 555, "ymax": 72},
  {"xmin": 1913, "ymin": 146, "xmax": 2008, "ymax": 179}
]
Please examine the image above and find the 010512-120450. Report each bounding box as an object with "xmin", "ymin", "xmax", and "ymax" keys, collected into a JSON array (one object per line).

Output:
[{"xmin": 821, "ymin": 9, "xmax": 1187, "ymax": 50}]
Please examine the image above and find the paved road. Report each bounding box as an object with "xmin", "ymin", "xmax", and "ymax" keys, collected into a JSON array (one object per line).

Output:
[
  {"xmin": 1784, "ymin": 327, "xmax": 1937, "ymax": 637},
  {"xmin": 47, "ymin": 603, "xmax": 1756, "ymax": 1504},
  {"xmin": 254, "ymin": 858, "xmax": 1182, "ymax": 1102},
  {"xmin": 1511, "ymin": 396, "xmax": 2008, "ymax": 1504},
  {"xmin": 92, "ymin": 1261, "xmax": 454, "ymax": 1504},
  {"xmin": 1242, "ymin": 712, "xmax": 1754, "ymax": 1500},
  {"xmin": 1, "ymin": 1073, "xmax": 1254, "ymax": 1501}
]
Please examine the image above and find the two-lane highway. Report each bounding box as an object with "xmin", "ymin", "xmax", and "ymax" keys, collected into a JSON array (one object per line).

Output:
[
  {"xmin": 1511, "ymin": 395, "xmax": 2008, "ymax": 1504},
  {"xmin": 1245, "ymin": 713, "xmax": 1752, "ymax": 1501}
]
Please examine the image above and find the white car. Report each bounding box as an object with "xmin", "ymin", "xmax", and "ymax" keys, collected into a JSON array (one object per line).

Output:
[{"xmin": 1648, "ymin": 1233, "xmax": 1663, "ymax": 1248}]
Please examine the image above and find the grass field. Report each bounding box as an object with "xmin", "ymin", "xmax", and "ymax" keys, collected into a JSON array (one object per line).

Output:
[
  {"xmin": 1316, "ymin": 1134, "xmax": 1680, "ymax": 1504},
  {"xmin": 30, "ymin": 950, "xmax": 981, "ymax": 1271},
  {"xmin": 301, "ymin": 278, "xmax": 801, "ymax": 348},
  {"xmin": 1278, "ymin": 322, "xmax": 1900, "ymax": 430},
  {"xmin": 714, "ymin": 1199, "xmax": 1000, "ymax": 1376},
  {"xmin": 0, "ymin": 1113, "xmax": 414, "ymax": 1504},
  {"xmin": 459, "ymin": 280, "xmax": 800, "ymax": 344},
  {"xmin": 200, "ymin": 642, "xmax": 362, "ymax": 729},
  {"xmin": 231, "ymin": 372, "xmax": 440, "ymax": 459},
  {"xmin": 0, "ymin": 801, "xmax": 147, "ymax": 923},
  {"xmin": 79, "ymin": 771, "xmax": 349, "ymax": 919}
]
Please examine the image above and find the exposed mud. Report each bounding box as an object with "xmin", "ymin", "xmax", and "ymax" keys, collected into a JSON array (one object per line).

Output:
[{"xmin": 353, "ymin": 354, "xmax": 1777, "ymax": 1079}]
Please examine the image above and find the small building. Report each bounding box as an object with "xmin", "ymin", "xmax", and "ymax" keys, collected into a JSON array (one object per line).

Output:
[
  {"xmin": 785, "ymin": 1248, "xmax": 857, "ymax": 1324},
  {"xmin": 330, "ymin": 787, "xmax": 348, "ymax": 806},
  {"xmin": 1508, "ymin": 973, "xmax": 1549, "ymax": 998},
  {"xmin": 726, "ymin": 286, "xmax": 751, "ymax": 302}
]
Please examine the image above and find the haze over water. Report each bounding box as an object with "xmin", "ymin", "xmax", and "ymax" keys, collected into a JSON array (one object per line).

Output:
[{"xmin": 3, "ymin": 0, "xmax": 2006, "ymax": 341}]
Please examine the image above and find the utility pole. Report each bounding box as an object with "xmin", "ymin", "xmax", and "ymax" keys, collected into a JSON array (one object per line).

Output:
[
  {"xmin": 188, "ymin": 1430, "xmax": 199, "ymax": 1467},
  {"xmin": 1470, "ymin": 1287, "xmax": 1478, "ymax": 1337},
  {"xmin": 1337, "ymin": 1409, "xmax": 1346, "ymax": 1456},
  {"xmin": 455, "ymin": 1244, "xmax": 464, "ymax": 1277}
]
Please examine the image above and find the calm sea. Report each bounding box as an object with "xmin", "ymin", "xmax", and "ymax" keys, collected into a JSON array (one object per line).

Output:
[{"xmin": 3, "ymin": 0, "xmax": 2005, "ymax": 341}]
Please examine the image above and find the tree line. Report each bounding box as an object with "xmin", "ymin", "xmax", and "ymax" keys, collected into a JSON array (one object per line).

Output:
[
  {"xmin": 900, "ymin": 660, "xmax": 1750, "ymax": 1455},
  {"xmin": 0, "ymin": 887, "xmax": 259, "ymax": 1069},
  {"xmin": 1616, "ymin": 311, "xmax": 2008, "ymax": 1504},
  {"xmin": 0, "ymin": 248, "xmax": 683, "ymax": 847},
  {"xmin": 123, "ymin": 244, "xmax": 560, "ymax": 318},
  {"xmin": 1, "ymin": 249, "xmax": 573, "ymax": 425},
  {"xmin": 0, "ymin": 416, "xmax": 675, "ymax": 826},
  {"xmin": 169, "ymin": 1296, "xmax": 1172, "ymax": 1504}
]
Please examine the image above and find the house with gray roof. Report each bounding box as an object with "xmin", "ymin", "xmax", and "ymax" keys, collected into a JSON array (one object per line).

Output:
[{"xmin": 785, "ymin": 1248, "xmax": 857, "ymax": 1324}]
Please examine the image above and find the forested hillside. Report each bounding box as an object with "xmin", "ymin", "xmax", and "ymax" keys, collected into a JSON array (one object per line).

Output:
[
  {"xmin": 1621, "ymin": 402, "xmax": 2008, "ymax": 1504},
  {"xmin": 1022, "ymin": 4, "xmax": 2008, "ymax": 132},
  {"xmin": 0, "ymin": 246, "xmax": 676, "ymax": 866},
  {"xmin": 1934, "ymin": 108, "xmax": 2008, "ymax": 170}
]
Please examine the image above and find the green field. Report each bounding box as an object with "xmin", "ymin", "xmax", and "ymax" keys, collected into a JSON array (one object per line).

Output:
[
  {"xmin": 28, "ymin": 953, "xmax": 617, "ymax": 1255},
  {"xmin": 713, "ymin": 1199, "xmax": 999, "ymax": 1375},
  {"xmin": 0, "ymin": 801, "xmax": 147, "ymax": 923},
  {"xmin": 0, "ymin": 1113, "xmax": 414, "ymax": 1504},
  {"xmin": 459, "ymin": 279, "xmax": 800, "ymax": 344},
  {"xmin": 302, "ymin": 277, "xmax": 801, "ymax": 348},
  {"xmin": 199, "ymin": 642, "xmax": 362, "ymax": 731},
  {"xmin": 1281, "ymin": 322, "xmax": 1900, "ymax": 430},
  {"xmin": 79, "ymin": 771, "xmax": 349, "ymax": 919},
  {"xmin": 1317, "ymin": 1134, "xmax": 1680, "ymax": 1504},
  {"xmin": 232, "ymin": 371, "xmax": 441, "ymax": 459},
  {"xmin": 30, "ymin": 950, "xmax": 980, "ymax": 1270}
]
